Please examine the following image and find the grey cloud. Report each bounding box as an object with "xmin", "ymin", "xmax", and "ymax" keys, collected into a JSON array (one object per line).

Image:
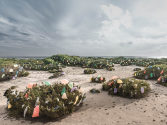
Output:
[
  {"xmin": 119, "ymin": 41, "xmax": 133, "ymax": 47},
  {"xmin": 0, "ymin": 0, "xmax": 166, "ymax": 57},
  {"xmin": 0, "ymin": 32, "xmax": 10, "ymax": 40}
]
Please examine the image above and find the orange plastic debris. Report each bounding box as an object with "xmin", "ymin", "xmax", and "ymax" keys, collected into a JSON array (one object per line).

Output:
[{"xmin": 32, "ymin": 105, "xmax": 39, "ymax": 117}]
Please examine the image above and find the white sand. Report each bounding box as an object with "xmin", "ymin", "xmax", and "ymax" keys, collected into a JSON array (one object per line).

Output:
[{"xmin": 0, "ymin": 65, "xmax": 167, "ymax": 125}]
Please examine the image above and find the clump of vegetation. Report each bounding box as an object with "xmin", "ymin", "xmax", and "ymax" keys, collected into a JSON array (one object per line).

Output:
[
  {"xmin": 91, "ymin": 76, "xmax": 106, "ymax": 83},
  {"xmin": 51, "ymin": 55, "xmax": 114, "ymax": 71},
  {"xmin": 157, "ymin": 75, "xmax": 167, "ymax": 87},
  {"xmin": 49, "ymin": 72, "xmax": 64, "ymax": 79},
  {"xmin": 133, "ymin": 68, "xmax": 141, "ymax": 71},
  {"xmin": 48, "ymin": 68, "xmax": 62, "ymax": 73},
  {"xmin": 0, "ymin": 64, "xmax": 29, "ymax": 82},
  {"xmin": 120, "ymin": 60, "xmax": 132, "ymax": 66},
  {"xmin": 112, "ymin": 57, "xmax": 137, "ymax": 65},
  {"xmin": 84, "ymin": 68, "xmax": 96, "ymax": 74},
  {"xmin": 102, "ymin": 78, "xmax": 150, "ymax": 98},
  {"xmin": 134, "ymin": 65, "xmax": 167, "ymax": 80},
  {"xmin": 21, "ymin": 59, "xmax": 62, "ymax": 71},
  {"xmin": 135, "ymin": 60, "xmax": 156, "ymax": 67},
  {"xmin": 4, "ymin": 82, "xmax": 86, "ymax": 119},
  {"xmin": 106, "ymin": 66, "xmax": 115, "ymax": 71}
]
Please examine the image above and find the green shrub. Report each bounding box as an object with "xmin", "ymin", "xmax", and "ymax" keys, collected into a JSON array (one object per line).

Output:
[
  {"xmin": 49, "ymin": 72, "xmax": 64, "ymax": 79},
  {"xmin": 102, "ymin": 78, "xmax": 150, "ymax": 98},
  {"xmin": 21, "ymin": 59, "xmax": 62, "ymax": 71},
  {"xmin": 91, "ymin": 76, "xmax": 106, "ymax": 83},
  {"xmin": 4, "ymin": 82, "xmax": 86, "ymax": 119},
  {"xmin": 51, "ymin": 55, "xmax": 114, "ymax": 71},
  {"xmin": 84, "ymin": 68, "xmax": 96, "ymax": 74},
  {"xmin": 133, "ymin": 68, "xmax": 141, "ymax": 71},
  {"xmin": 106, "ymin": 65, "xmax": 115, "ymax": 71},
  {"xmin": 134, "ymin": 65, "xmax": 167, "ymax": 80},
  {"xmin": 120, "ymin": 60, "xmax": 132, "ymax": 66},
  {"xmin": 157, "ymin": 75, "xmax": 167, "ymax": 87},
  {"xmin": 0, "ymin": 64, "xmax": 29, "ymax": 81},
  {"xmin": 48, "ymin": 68, "xmax": 62, "ymax": 73}
]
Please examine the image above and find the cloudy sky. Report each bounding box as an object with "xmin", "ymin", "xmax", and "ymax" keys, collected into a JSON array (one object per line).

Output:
[{"xmin": 0, "ymin": 0, "xmax": 167, "ymax": 57}]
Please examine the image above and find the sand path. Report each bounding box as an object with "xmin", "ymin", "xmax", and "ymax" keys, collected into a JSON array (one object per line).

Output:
[{"xmin": 0, "ymin": 65, "xmax": 167, "ymax": 125}]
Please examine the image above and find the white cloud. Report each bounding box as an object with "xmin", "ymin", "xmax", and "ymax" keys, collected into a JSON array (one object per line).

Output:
[
  {"xmin": 101, "ymin": 4, "xmax": 123, "ymax": 20},
  {"xmin": 99, "ymin": 4, "xmax": 133, "ymax": 44},
  {"xmin": 130, "ymin": 0, "xmax": 167, "ymax": 39},
  {"xmin": 0, "ymin": 17, "xmax": 13, "ymax": 25},
  {"xmin": 101, "ymin": 4, "xmax": 132, "ymax": 29},
  {"xmin": 132, "ymin": 0, "xmax": 167, "ymax": 21},
  {"xmin": 97, "ymin": 2, "xmax": 167, "ymax": 56}
]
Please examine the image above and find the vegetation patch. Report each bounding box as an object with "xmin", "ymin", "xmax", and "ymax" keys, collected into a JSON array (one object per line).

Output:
[
  {"xmin": 102, "ymin": 78, "xmax": 150, "ymax": 98},
  {"xmin": 4, "ymin": 82, "xmax": 86, "ymax": 119}
]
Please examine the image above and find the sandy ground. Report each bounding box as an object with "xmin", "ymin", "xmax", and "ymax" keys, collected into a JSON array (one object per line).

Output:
[{"xmin": 0, "ymin": 64, "xmax": 167, "ymax": 125}]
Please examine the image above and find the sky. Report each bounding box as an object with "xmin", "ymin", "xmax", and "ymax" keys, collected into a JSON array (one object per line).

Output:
[{"xmin": 0, "ymin": 0, "xmax": 167, "ymax": 57}]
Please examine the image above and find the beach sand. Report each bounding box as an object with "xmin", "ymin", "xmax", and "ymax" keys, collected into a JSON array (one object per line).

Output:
[{"xmin": 0, "ymin": 65, "xmax": 167, "ymax": 125}]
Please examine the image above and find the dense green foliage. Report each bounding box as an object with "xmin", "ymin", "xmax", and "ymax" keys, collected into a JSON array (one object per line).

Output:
[
  {"xmin": 157, "ymin": 75, "xmax": 167, "ymax": 87},
  {"xmin": 0, "ymin": 64, "xmax": 29, "ymax": 81},
  {"xmin": 134, "ymin": 65, "xmax": 167, "ymax": 80},
  {"xmin": 4, "ymin": 82, "xmax": 86, "ymax": 119},
  {"xmin": 102, "ymin": 78, "xmax": 150, "ymax": 98},
  {"xmin": 19, "ymin": 59, "xmax": 62, "ymax": 71},
  {"xmin": 51, "ymin": 55, "xmax": 114, "ymax": 71}
]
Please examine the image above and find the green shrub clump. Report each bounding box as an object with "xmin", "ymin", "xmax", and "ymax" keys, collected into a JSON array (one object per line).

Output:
[
  {"xmin": 4, "ymin": 82, "xmax": 86, "ymax": 119},
  {"xmin": 91, "ymin": 76, "xmax": 106, "ymax": 83},
  {"xmin": 120, "ymin": 60, "xmax": 132, "ymax": 66},
  {"xmin": 21, "ymin": 59, "xmax": 62, "ymax": 71},
  {"xmin": 133, "ymin": 68, "xmax": 141, "ymax": 71},
  {"xmin": 102, "ymin": 78, "xmax": 150, "ymax": 98},
  {"xmin": 134, "ymin": 65, "xmax": 167, "ymax": 80},
  {"xmin": 51, "ymin": 55, "xmax": 114, "ymax": 71},
  {"xmin": 157, "ymin": 75, "xmax": 167, "ymax": 87},
  {"xmin": 84, "ymin": 68, "xmax": 96, "ymax": 74},
  {"xmin": 0, "ymin": 64, "xmax": 29, "ymax": 82},
  {"xmin": 49, "ymin": 72, "xmax": 64, "ymax": 79}
]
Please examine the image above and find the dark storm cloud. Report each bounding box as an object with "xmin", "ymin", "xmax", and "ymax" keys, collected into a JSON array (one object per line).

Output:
[
  {"xmin": 0, "ymin": 32, "xmax": 10, "ymax": 40},
  {"xmin": 0, "ymin": 0, "xmax": 167, "ymax": 56}
]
